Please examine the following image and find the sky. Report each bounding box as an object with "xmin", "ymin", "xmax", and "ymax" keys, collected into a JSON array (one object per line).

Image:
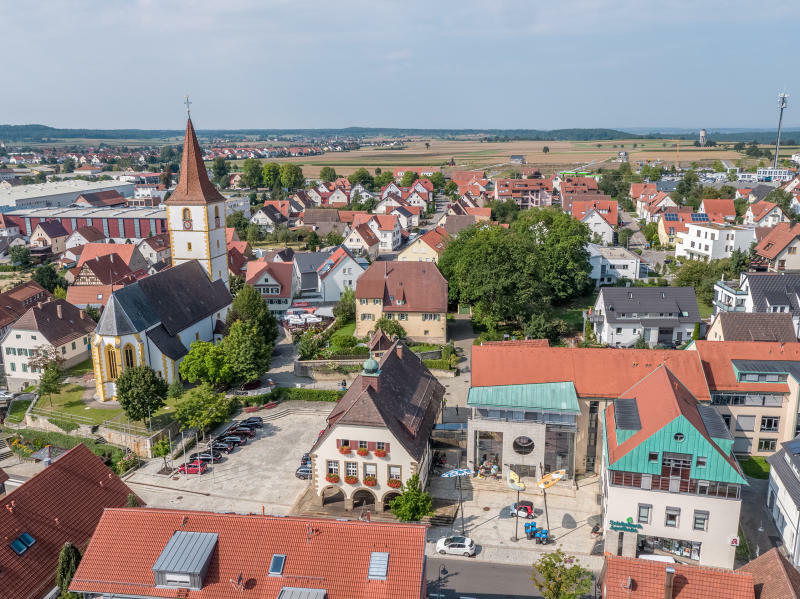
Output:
[{"xmin": 2, "ymin": 0, "xmax": 799, "ymax": 131}]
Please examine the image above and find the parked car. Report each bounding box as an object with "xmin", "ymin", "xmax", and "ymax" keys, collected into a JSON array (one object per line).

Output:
[
  {"xmin": 436, "ymin": 536, "xmax": 476, "ymax": 557},
  {"xmin": 210, "ymin": 442, "xmax": 234, "ymax": 454},
  {"xmin": 189, "ymin": 451, "xmax": 222, "ymax": 463},
  {"xmin": 228, "ymin": 427, "xmax": 256, "ymax": 438},
  {"xmin": 295, "ymin": 466, "xmax": 312, "ymax": 480},
  {"xmin": 178, "ymin": 460, "xmax": 208, "ymax": 474},
  {"xmin": 300, "ymin": 453, "xmax": 311, "ymax": 467},
  {"xmin": 220, "ymin": 436, "xmax": 246, "ymax": 446},
  {"xmin": 511, "ymin": 500, "xmax": 534, "ymax": 518},
  {"xmin": 242, "ymin": 417, "xmax": 263, "ymax": 428}
]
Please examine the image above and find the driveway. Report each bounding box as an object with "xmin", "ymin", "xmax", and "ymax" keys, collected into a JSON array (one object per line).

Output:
[
  {"xmin": 440, "ymin": 319, "xmax": 476, "ymax": 412},
  {"xmin": 123, "ymin": 402, "xmax": 332, "ymax": 513}
]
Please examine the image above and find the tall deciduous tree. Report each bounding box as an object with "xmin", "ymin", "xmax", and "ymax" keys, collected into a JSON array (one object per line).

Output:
[
  {"xmin": 531, "ymin": 549, "xmax": 592, "ymax": 599},
  {"xmin": 222, "ymin": 320, "xmax": 271, "ymax": 385},
  {"xmin": 32, "ymin": 264, "xmax": 66, "ymax": 293},
  {"xmin": 262, "ymin": 162, "xmax": 281, "ymax": 188},
  {"xmin": 319, "ymin": 166, "xmax": 337, "ymax": 182},
  {"xmin": 279, "ymin": 163, "xmax": 305, "ymax": 190},
  {"xmin": 374, "ymin": 317, "xmax": 406, "ymax": 339},
  {"xmin": 400, "ymin": 171, "xmax": 419, "ymax": 187},
  {"xmin": 389, "ymin": 474, "xmax": 433, "ymax": 521},
  {"xmin": 229, "ymin": 284, "xmax": 279, "ymax": 346},
  {"xmin": 211, "ymin": 157, "xmax": 229, "ymax": 186},
  {"xmin": 116, "ymin": 366, "xmax": 168, "ymax": 423},
  {"xmin": 348, "ymin": 167, "xmax": 374, "ymax": 188},
  {"xmin": 55, "ymin": 542, "xmax": 82, "ymax": 599},
  {"xmin": 38, "ymin": 361, "xmax": 64, "ymax": 408},
  {"xmin": 333, "ymin": 287, "xmax": 356, "ymax": 321},
  {"xmin": 179, "ymin": 341, "xmax": 231, "ymax": 386},
  {"xmin": 226, "ymin": 211, "xmax": 249, "ymax": 240},
  {"xmin": 9, "ymin": 245, "xmax": 30, "ymax": 268},
  {"xmin": 174, "ymin": 383, "xmax": 233, "ymax": 440},
  {"xmin": 241, "ymin": 158, "xmax": 263, "ymax": 188}
]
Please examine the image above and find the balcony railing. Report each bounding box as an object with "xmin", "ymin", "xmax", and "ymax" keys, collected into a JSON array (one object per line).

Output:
[{"xmin": 712, "ymin": 299, "xmax": 746, "ymax": 312}]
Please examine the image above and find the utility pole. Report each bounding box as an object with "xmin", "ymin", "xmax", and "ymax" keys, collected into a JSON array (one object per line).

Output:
[{"xmin": 775, "ymin": 92, "xmax": 789, "ymax": 170}]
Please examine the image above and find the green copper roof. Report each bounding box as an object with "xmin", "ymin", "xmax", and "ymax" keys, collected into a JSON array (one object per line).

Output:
[{"xmin": 467, "ymin": 382, "xmax": 580, "ymax": 413}]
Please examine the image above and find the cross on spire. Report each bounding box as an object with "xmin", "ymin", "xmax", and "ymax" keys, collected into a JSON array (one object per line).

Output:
[{"xmin": 184, "ymin": 95, "xmax": 192, "ymax": 117}]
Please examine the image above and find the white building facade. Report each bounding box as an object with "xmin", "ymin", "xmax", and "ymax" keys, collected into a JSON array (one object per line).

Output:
[{"xmin": 676, "ymin": 223, "xmax": 755, "ymax": 262}]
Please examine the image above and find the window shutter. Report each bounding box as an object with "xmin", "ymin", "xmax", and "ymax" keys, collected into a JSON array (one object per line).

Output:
[
  {"xmin": 336, "ymin": 439, "xmax": 341, "ymax": 448},
  {"xmin": 368, "ymin": 441, "xmax": 376, "ymax": 451},
  {"xmin": 384, "ymin": 442, "xmax": 390, "ymax": 452},
  {"xmin": 351, "ymin": 440, "xmax": 358, "ymax": 449}
]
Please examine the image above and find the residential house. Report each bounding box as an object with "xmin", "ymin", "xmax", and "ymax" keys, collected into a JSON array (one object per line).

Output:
[
  {"xmin": 78, "ymin": 241, "xmax": 150, "ymax": 272},
  {"xmin": 713, "ymin": 272, "xmax": 800, "ymax": 334},
  {"xmin": 601, "ymin": 364, "xmax": 746, "ymax": 568},
  {"xmin": 571, "ymin": 199, "xmax": 618, "ymax": 245},
  {"xmin": 591, "ymin": 287, "xmax": 700, "ymax": 347},
  {"xmin": 753, "ymin": 223, "xmax": 800, "ymax": 271},
  {"xmin": 748, "ymin": 184, "xmax": 776, "ymax": 204},
  {"xmin": 300, "ymin": 207, "xmax": 341, "ymax": 229},
  {"xmin": 328, "ymin": 187, "xmax": 349, "ymax": 207},
  {"xmin": 706, "ymin": 312, "xmax": 797, "ymax": 342},
  {"xmin": 390, "ymin": 205, "xmax": 421, "ymax": 230},
  {"xmin": 66, "ymin": 254, "xmax": 138, "ymax": 308},
  {"xmin": 599, "ymin": 556, "xmax": 755, "ymax": 598},
  {"xmin": 311, "ymin": 338, "xmax": 444, "ymax": 510},
  {"xmin": 70, "ymin": 508, "xmax": 427, "ymax": 599},
  {"xmin": 355, "ymin": 261, "xmax": 447, "ymax": 343},
  {"xmin": 374, "ymin": 193, "xmax": 405, "ymax": 215},
  {"xmin": 0, "ymin": 281, "xmax": 51, "ymax": 341},
  {"xmin": 73, "ymin": 189, "xmax": 126, "ymax": 208},
  {"xmin": 352, "ymin": 214, "xmax": 402, "ymax": 252},
  {"xmin": 137, "ymin": 232, "xmax": 171, "ymax": 266},
  {"xmin": 744, "ymin": 201, "xmax": 788, "ymax": 227},
  {"xmin": 393, "ymin": 166, "xmax": 439, "ymax": 180},
  {"xmin": 509, "ymin": 155, "xmax": 526, "ymax": 164},
  {"xmin": 250, "ymin": 204, "xmax": 287, "ymax": 233},
  {"xmin": 343, "ymin": 222, "xmax": 380, "ymax": 261},
  {"xmin": 494, "ymin": 179, "xmax": 553, "ymax": 209},
  {"xmin": 699, "ymin": 198, "xmax": 737, "ymax": 222},
  {"xmin": 1, "ymin": 299, "xmax": 96, "ymax": 390},
  {"xmin": 312, "ymin": 246, "xmax": 365, "ymax": 302},
  {"xmin": 766, "ymin": 437, "xmax": 800, "ymax": 568},
  {"xmin": 587, "ymin": 244, "xmax": 644, "ymax": 287},
  {"xmin": 637, "ymin": 192, "xmax": 677, "ymax": 223},
  {"xmin": 737, "ymin": 546, "xmax": 800, "ymax": 597},
  {"xmin": 30, "ymin": 220, "xmax": 69, "ymax": 254},
  {"xmin": 293, "ymin": 250, "xmax": 334, "ymax": 299},
  {"xmin": 398, "ymin": 227, "xmax": 449, "ymax": 263},
  {"xmin": 65, "ymin": 224, "xmax": 106, "ymax": 249},
  {"xmin": 632, "ymin": 183, "xmax": 660, "ymax": 218},
  {"xmin": 657, "ymin": 210, "xmax": 717, "ymax": 247},
  {"xmin": 92, "ymin": 261, "xmax": 232, "ymax": 400},
  {"xmin": 0, "ymin": 213, "xmax": 20, "ymax": 237},
  {"xmin": 246, "ymin": 258, "xmax": 295, "ymax": 318},
  {"xmin": 438, "ymin": 214, "xmax": 479, "ymax": 237},
  {"xmin": 676, "ymin": 223, "xmax": 756, "ymax": 262},
  {"xmin": 0, "ymin": 444, "xmax": 137, "ymax": 599}
]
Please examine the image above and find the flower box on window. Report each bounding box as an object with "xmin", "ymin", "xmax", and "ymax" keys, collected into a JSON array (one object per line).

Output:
[
  {"xmin": 344, "ymin": 475, "xmax": 359, "ymax": 484},
  {"xmin": 374, "ymin": 449, "xmax": 388, "ymax": 458},
  {"xmin": 387, "ymin": 478, "xmax": 402, "ymax": 489},
  {"xmin": 356, "ymin": 448, "xmax": 369, "ymax": 456},
  {"xmin": 338, "ymin": 446, "xmax": 351, "ymax": 455},
  {"xmin": 325, "ymin": 473, "xmax": 340, "ymax": 483},
  {"xmin": 364, "ymin": 475, "xmax": 377, "ymax": 487}
]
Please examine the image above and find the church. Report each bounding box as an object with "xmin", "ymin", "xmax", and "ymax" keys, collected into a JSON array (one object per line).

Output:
[{"xmin": 91, "ymin": 113, "xmax": 233, "ymax": 401}]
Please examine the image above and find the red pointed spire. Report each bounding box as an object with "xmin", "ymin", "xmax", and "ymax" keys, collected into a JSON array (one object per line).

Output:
[{"xmin": 166, "ymin": 118, "xmax": 225, "ymax": 205}]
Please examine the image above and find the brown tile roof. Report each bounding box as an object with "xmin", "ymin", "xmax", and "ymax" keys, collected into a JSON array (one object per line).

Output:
[
  {"xmin": 602, "ymin": 555, "xmax": 754, "ymax": 599},
  {"xmin": 319, "ymin": 340, "xmax": 445, "ymax": 461},
  {"xmin": 471, "ymin": 342, "xmax": 710, "ymax": 400},
  {"xmin": 0, "ymin": 467, "xmax": 8, "ymax": 485},
  {"xmin": 749, "ymin": 201, "xmax": 781, "ymax": 223},
  {"xmin": 77, "ymin": 254, "xmax": 135, "ymax": 285},
  {"xmin": 0, "ymin": 444, "xmax": 137, "ymax": 599},
  {"xmin": 441, "ymin": 214, "xmax": 478, "ymax": 236},
  {"xmin": 142, "ymin": 232, "xmax": 170, "ymax": 252},
  {"xmin": 0, "ymin": 281, "xmax": 51, "ymax": 329},
  {"xmin": 356, "ymin": 261, "xmax": 447, "ymax": 313},
  {"xmin": 368, "ymin": 328, "xmax": 394, "ymax": 351},
  {"xmin": 352, "ymin": 222, "xmax": 380, "ymax": 247},
  {"xmin": 304, "ymin": 208, "xmax": 341, "ymax": 223},
  {"xmin": 165, "ymin": 118, "xmax": 226, "ymax": 206},
  {"xmin": 70, "ymin": 507, "xmax": 426, "ymax": 599},
  {"xmin": 34, "ymin": 219, "xmax": 69, "ymax": 239},
  {"xmin": 75, "ymin": 190, "xmax": 126, "ymax": 207},
  {"xmin": 66, "ymin": 284, "xmax": 120, "ymax": 307},
  {"xmin": 12, "ymin": 298, "xmax": 96, "ymax": 346},
  {"xmin": 70, "ymin": 225, "xmax": 106, "ymax": 243},
  {"xmin": 712, "ymin": 312, "xmax": 797, "ymax": 342},
  {"xmin": 737, "ymin": 547, "xmax": 800, "ymax": 599},
  {"xmin": 756, "ymin": 222, "xmax": 800, "ymax": 260},
  {"xmin": 227, "ymin": 246, "xmax": 248, "ymax": 277}
]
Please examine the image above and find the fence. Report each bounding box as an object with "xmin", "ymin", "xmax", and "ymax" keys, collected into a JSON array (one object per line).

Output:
[{"xmin": 30, "ymin": 406, "xmax": 150, "ymax": 436}]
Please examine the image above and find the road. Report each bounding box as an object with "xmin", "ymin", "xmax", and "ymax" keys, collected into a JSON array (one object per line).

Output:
[{"xmin": 426, "ymin": 557, "xmax": 543, "ymax": 599}]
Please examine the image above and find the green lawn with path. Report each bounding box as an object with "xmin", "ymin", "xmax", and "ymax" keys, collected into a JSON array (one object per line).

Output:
[
  {"xmin": 551, "ymin": 290, "xmax": 599, "ymax": 333},
  {"xmin": 330, "ymin": 321, "xmax": 355, "ymax": 340}
]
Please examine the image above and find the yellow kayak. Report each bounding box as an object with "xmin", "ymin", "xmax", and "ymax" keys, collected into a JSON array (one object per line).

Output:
[{"xmin": 537, "ymin": 469, "xmax": 566, "ymax": 489}]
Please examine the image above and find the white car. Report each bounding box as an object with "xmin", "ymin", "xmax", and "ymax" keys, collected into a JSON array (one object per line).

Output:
[{"xmin": 435, "ymin": 536, "xmax": 476, "ymax": 557}]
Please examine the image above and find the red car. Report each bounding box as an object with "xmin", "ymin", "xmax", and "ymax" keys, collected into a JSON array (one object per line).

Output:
[
  {"xmin": 179, "ymin": 460, "xmax": 208, "ymax": 474},
  {"xmin": 511, "ymin": 500, "xmax": 535, "ymax": 518}
]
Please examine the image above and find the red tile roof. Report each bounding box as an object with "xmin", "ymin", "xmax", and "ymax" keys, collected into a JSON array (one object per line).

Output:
[
  {"xmin": 690, "ymin": 340, "xmax": 800, "ymax": 393},
  {"xmin": 630, "ymin": 182, "xmax": 658, "ymax": 199},
  {"xmin": 66, "ymin": 284, "xmax": 121, "ymax": 307},
  {"xmin": 338, "ymin": 209, "xmax": 370, "ymax": 224},
  {"xmin": 755, "ymin": 222, "xmax": 800, "ymax": 259},
  {"xmin": 571, "ymin": 199, "xmax": 619, "ymax": 227},
  {"xmin": 749, "ymin": 201, "xmax": 781, "ymax": 223},
  {"xmin": 69, "ymin": 225, "xmax": 106, "ymax": 243},
  {"xmin": 78, "ymin": 242, "xmax": 137, "ymax": 267},
  {"xmin": 417, "ymin": 226, "xmax": 450, "ymax": 255},
  {"xmin": 701, "ymin": 198, "xmax": 737, "ymax": 218},
  {"xmin": 356, "ymin": 261, "xmax": 447, "ymax": 313},
  {"xmin": 601, "ymin": 555, "xmax": 754, "ymax": 599},
  {"xmin": 471, "ymin": 343, "xmax": 710, "ymax": 400},
  {"xmin": 0, "ymin": 444, "xmax": 137, "ymax": 599},
  {"xmin": 225, "ymin": 228, "xmax": 239, "ymax": 244},
  {"xmin": 737, "ymin": 547, "xmax": 800, "ymax": 599},
  {"xmin": 0, "ymin": 281, "xmax": 51, "ymax": 329},
  {"xmin": 227, "ymin": 246, "xmax": 248, "ymax": 277},
  {"xmin": 165, "ymin": 118, "xmax": 226, "ymax": 207},
  {"xmin": 70, "ymin": 508, "xmax": 427, "ymax": 599},
  {"xmin": 245, "ymin": 259, "xmax": 294, "ymax": 298}
]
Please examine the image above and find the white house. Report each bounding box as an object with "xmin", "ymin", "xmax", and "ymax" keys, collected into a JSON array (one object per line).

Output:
[
  {"xmin": 757, "ymin": 167, "xmax": 796, "ymax": 182},
  {"xmin": 366, "ymin": 215, "xmax": 402, "ymax": 252},
  {"xmin": 766, "ymin": 436, "xmax": 800, "ymax": 567},
  {"xmin": 591, "ymin": 286, "xmax": 700, "ymax": 347},
  {"xmin": 676, "ymin": 223, "xmax": 755, "ymax": 262},
  {"xmin": 373, "ymin": 195, "xmax": 404, "ymax": 215},
  {"xmin": 582, "ymin": 210, "xmax": 615, "ymax": 245},
  {"xmin": 587, "ymin": 244, "xmax": 643, "ymax": 287},
  {"xmin": 390, "ymin": 206, "xmax": 420, "ymax": 230},
  {"xmin": 0, "ymin": 214, "xmax": 20, "ymax": 237},
  {"xmin": 250, "ymin": 205, "xmax": 287, "ymax": 233},
  {"xmin": 292, "ymin": 246, "xmax": 364, "ymax": 303},
  {"xmin": 343, "ymin": 223, "xmax": 380, "ymax": 261},
  {"xmin": 245, "ymin": 259, "xmax": 295, "ymax": 318},
  {"xmin": 1, "ymin": 299, "xmax": 96, "ymax": 391},
  {"xmin": 743, "ymin": 201, "xmax": 788, "ymax": 227},
  {"xmin": 310, "ymin": 339, "xmax": 444, "ymax": 512}
]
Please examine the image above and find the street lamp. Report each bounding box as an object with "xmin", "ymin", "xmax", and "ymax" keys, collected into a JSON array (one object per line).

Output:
[{"xmin": 441, "ymin": 468, "xmax": 473, "ymax": 537}]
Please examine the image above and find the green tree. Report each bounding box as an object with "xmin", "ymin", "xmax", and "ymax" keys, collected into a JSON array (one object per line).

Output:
[
  {"xmin": 531, "ymin": 549, "xmax": 592, "ymax": 599},
  {"xmin": 489, "ymin": 199, "xmax": 520, "ymax": 224},
  {"xmin": 33, "ymin": 265, "xmax": 67, "ymax": 292},
  {"xmin": 425, "ymin": 142, "xmax": 430, "ymax": 150},
  {"xmin": 524, "ymin": 312, "xmax": 568, "ymax": 344},
  {"xmin": 116, "ymin": 366, "xmax": 168, "ymax": 424},
  {"xmin": 167, "ymin": 379, "xmax": 184, "ymax": 401},
  {"xmin": 297, "ymin": 329, "xmax": 321, "ymax": 360},
  {"xmin": 9, "ymin": 245, "xmax": 30, "ymax": 268},
  {"xmin": 246, "ymin": 223, "xmax": 263, "ymax": 244},
  {"xmin": 160, "ymin": 162, "xmax": 173, "ymax": 188},
  {"xmin": 712, "ymin": 160, "xmax": 725, "ymax": 172},
  {"xmin": 374, "ymin": 317, "xmax": 406, "ymax": 339},
  {"xmin": 262, "ymin": 162, "xmax": 281, "ymax": 188},
  {"xmin": 229, "ymin": 283, "xmax": 279, "ymax": 346},
  {"xmin": 174, "ymin": 383, "xmax": 233, "ymax": 440},
  {"xmin": 542, "ymin": 146, "xmax": 550, "ymax": 153},
  {"xmin": 55, "ymin": 542, "xmax": 82, "ymax": 599},
  {"xmin": 53, "ymin": 285, "xmax": 67, "ymax": 300},
  {"xmin": 152, "ymin": 438, "xmax": 171, "ymax": 471},
  {"xmin": 425, "ymin": 172, "xmax": 446, "ymax": 190},
  {"xmin": 389, "ymin": 474, "xmax": 433, "ymax": 521},
  {"xmin": 179, "ymin": 341, "xmax": 232, "ymax": 386},
  {"xmin": 401, "ymin": 171, "xmax": 419, "ymax": 187},
  {"xmin": 444, "ymin": 180, "xmax": 458, "ymax": 196},
  {"xmin": 241, "ymin": 158, "xmax": 263, "ymax": 188},
  {"xmin": 222, "ymin": 320, "xmax": 272, "ymax": 385},
  {"xmin": 764, "ymin": 189, "xmax": 795, "ymax": 218},
  {"xmin": 348, "ymin": 167, "xmax": 374, "ymax": 188},
  {"xmin": 38, "ymin": 361, "xmax": 64, "ymax": 408},
  {"xmin": 229, "ymin": 273, "xmax": 245, "ymax": 297},
  {"xmin": 633, "ymin": 336, "xmax": 649, "ymax": 349},
  {"xmin": 333, "ymin": 287, "xmax": 356, "ymax": 321},
  {"xmin": 61, "ymin": 158, "xmax": 75, "ymax": 173},
  {"xmin": 617, "ymin": 228, "xmax": 634, "ymax": 247},
  {"xmin": 641, "ymin": 222, "xmax": 660, "ymax": 246},
  {"xmin": 126, "ymin": 493, "xmax": 140, "ymax": 507},
  {"xmin": 279, "ymin": 163, "xmax": 305, "ymax": 190},
  {"xmin": 319, "ymin": 166, "xmax": 337, "ymax": 183},
  {"xmin": 226, "ymin": 211, "xmax": 249, "ymax": 240},
  {"xmin": 324, "ymin": 231, "xmax": 344, "ymax": 247},
  {"xmin": 85, "ymin": 306, "xmax": 100, "ymax": 321},
  {"xmin": 374, "ymin": 171, "xmax": 394, "ymax": 188},
  {"xmin": 211, "ymin": 157, "xmax": 230, "ymax": 186},
  {"xmin": 307, "ymin": 230, "xmax": 321, "ymax": 250}
]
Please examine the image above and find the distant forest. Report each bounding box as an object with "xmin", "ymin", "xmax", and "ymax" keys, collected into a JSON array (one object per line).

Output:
[{"xmin": 0, "ymin": 123, "xmax": 798, "ymax": 144}]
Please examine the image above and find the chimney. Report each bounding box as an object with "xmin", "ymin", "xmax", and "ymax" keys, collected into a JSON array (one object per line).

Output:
[
  {"xmin": 44, "ymin": 444, "xmax": 52, "ymax": 466},
  {"xmin": 56, "ymin": 304, "xmax": 62, "ymax": 319},
  {"xmin": 396, "ymin": 344, "xmax": 403, "ymax": 359},
  {"xmin": 664, "ymin": 566, "xmax": 675, "ymax": 599},
  {"xmin": 79, "ymin": 309, "xmax": 86, "ymax": 320},
  {"xmin": 110, "ymin": 254, "xmax": 114, "ymax": 263}
]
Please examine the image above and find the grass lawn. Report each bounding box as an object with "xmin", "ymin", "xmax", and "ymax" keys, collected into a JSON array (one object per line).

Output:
[
  {"xmin": 698, "ymin": 299, "xmax": 714, "ymax": 319},
  {"xmin": 552, "ymin": 290, "xmax": 599, "ymax": 333},
  {"xmin": 331, "ymin": 321, "xmax": 355, "ymax": 340},
  {"xmin": 6, "ymin": 399, "xmax": 31, "ymax": 423},
  {"xmin": 739, "ymin": 456, "xmax": 770, "ymax": 479},
  {"xmin": 66, "ymin": 359, "xmax": 94, "ymax": 376}
]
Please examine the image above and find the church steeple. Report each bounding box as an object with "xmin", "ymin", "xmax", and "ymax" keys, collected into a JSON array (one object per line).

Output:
[{"xmin": 166, "ymin": 116, "xmax": 225, "ymax": 206}]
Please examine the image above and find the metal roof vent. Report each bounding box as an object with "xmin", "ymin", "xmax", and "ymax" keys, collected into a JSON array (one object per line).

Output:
[
  {"xmin": 367, "ymin": 551, "xmax": 389, "ymax": 580},
  {"xmin": 269, "ymin": 554, "xmax": 286, "ymax": 577}
]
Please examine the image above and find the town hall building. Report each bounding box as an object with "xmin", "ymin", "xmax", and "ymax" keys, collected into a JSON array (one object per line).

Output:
[{"xmin": 91, "ymin": 114, "xmax": 232, "ymax": 401}]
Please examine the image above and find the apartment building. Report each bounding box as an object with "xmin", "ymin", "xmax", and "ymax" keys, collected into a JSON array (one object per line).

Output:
[
  {"xmin": 713, "ymin": 272, "xmax": 800, "ymax": 336},
  {"xmin": 676, "ymin": 222, "xmax": 755, "ymax": 262}
]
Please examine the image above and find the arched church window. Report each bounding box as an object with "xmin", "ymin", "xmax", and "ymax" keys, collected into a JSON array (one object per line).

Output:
[
  {"xmin": 214, "ymin": 205, "xmax": 221, "ymax": 227},
  {"xmin": 123, "ymin": 344, "xmax": 135, "ymax": 369},
  {"xmin": 106, "ymin": 346, "xmax": 118, "ymax": 380}
]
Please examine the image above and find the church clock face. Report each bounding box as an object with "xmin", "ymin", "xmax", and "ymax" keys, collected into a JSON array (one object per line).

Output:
[{"xmin": 183, "ymin": 219, "xmax": 193, "ymax": 230}]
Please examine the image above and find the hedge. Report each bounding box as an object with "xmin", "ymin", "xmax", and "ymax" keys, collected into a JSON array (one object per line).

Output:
[
  {"xmin": 240, "ymin": 387, "xmax": 344, "ymax": 406},
  {"xmin": 423, "ymin": 359, "xmax": 451, "ymax": 370}
]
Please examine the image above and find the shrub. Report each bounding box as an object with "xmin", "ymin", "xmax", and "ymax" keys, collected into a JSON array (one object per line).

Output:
[
  {"xmin": 50, "ymin": 418, "xmax": 79, "ymax": 433},
  {"xmin": 423, "ymin": 359, "xmax": 451, "ymax": 370},
  {"xmin": 270, "ymin": 387, "xmax": 345, "ymax": 402},
  {"xmin": 115, "ymin": 453, "xmax": 139, "ymax": 474},
  {"xmin": 374, "ymin": 449, "xmax": 387, "ymax": 458},
  {"xmin": 325, "ymin": 473, "xmax": 340, "ymax": 483},
  {"xmin": 357, "ymin": 448, "xmax": 369, "ymax": 456}
]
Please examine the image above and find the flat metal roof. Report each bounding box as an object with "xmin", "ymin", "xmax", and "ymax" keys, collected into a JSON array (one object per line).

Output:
[
  {"xmin": 467, "ymin": 382, "xmax": 580, "ymax": 413},
  {"xmin": 8, "ymin": 205, "xmax": 165, "ymax": 218},
  {"xmin": 152, "ymin": 531, "xmax": 218, "ymax": 575}
]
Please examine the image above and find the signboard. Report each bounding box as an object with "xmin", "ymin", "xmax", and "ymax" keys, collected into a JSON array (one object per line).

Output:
[
  {"xmin": 730, "ymin": 536, "xmax": 740, "ymax": 547},
  {"xmin": 609, "ymin": 519, "xmax": 643, "ymax": 534}
]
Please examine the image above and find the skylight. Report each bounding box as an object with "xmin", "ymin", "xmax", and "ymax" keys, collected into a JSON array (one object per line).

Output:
[
  {"xmin": 10, "ymin": 532, "xmax": 35, "ymax": 555},
  {"xmin": 269, "ymin": 554, "xmax": 286, "ymax": 577},
  {"xmin": 367, "ymin": 551, "xmax": 389, "ymax": 580}
]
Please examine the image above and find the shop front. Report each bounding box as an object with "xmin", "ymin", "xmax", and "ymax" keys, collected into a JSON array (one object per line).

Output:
[{"xmin": 637, "ymin": 534, "xmax": 702, "ymax": 563}]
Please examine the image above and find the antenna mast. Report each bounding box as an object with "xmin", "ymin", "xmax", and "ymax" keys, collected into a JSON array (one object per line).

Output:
[{"xmin": 774, "ymin": 92, "xmax": 789, "ymax": 169}]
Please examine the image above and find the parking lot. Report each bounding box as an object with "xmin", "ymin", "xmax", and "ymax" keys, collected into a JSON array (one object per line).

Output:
[{"xmin": 123, "ymin": 403, "xmax": 332, "ymax": 514}]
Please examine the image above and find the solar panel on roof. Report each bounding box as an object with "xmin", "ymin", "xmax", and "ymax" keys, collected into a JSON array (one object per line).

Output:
[
  {"xmin": 692, "ymin": 213, "xmax": 709, "ymax": 222},
  {"xmin": 614, "ymin": 398, "xmax": 641, "ymax": 431},
  {"xmin": 697, "ymin": 405, "xmax": 732, "ymax": 441},
  {"xmin": 664, "ymin": 213, "xmax": 679, "ymax": 221}
]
